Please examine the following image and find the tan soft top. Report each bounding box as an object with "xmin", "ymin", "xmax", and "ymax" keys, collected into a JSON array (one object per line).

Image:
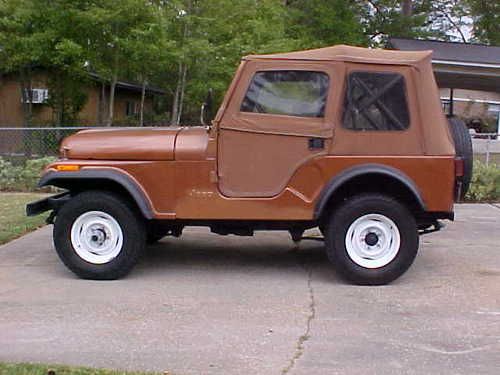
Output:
[{"xmin": 245, "ymin": 44, "xmax": 432, "ymax": 66}]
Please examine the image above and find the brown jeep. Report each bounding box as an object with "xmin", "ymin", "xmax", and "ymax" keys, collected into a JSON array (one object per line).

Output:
[{"xmin": 27, "ymin": 45, "xmax": 472, "ymax": 285}]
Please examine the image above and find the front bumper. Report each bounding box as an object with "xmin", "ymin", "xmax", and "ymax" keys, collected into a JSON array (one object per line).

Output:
[{"xmin": 26, "ymin": 192, "xmax": 71, "ymax": 216}]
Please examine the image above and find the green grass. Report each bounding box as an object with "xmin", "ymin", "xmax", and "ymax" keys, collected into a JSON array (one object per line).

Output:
[
  {"xmin": 0, "ymin": 363, "xmax": 161, "ymax": 375},
  {"xmin": 0, "ymin": 192, "xmax": 50, "ymax": 245}
]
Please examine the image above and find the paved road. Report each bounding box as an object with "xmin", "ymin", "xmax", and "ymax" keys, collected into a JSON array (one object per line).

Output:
[{"xmin": 0, "ymin": 204, "xmax": 499, "ymax": 374}]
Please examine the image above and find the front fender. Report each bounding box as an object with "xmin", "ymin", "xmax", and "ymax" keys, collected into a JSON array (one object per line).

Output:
[{"xmin": 38, "ymin": 169, "xmax": 154, "ymax": 219}]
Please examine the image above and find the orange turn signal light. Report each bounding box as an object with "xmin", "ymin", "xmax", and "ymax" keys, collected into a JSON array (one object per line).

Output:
[{"xmin": 55, "ymin": 164, "xmax": 80, "ymax": 172}]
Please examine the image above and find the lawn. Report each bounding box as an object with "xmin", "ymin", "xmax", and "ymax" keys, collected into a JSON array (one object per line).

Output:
[
  {"xmin": 0, "ymin": 192, "xmax": 50, "ymax": 245},
  {"xmin": 0, "ymin": 363, "xmax": 161, "ymax": 375}
]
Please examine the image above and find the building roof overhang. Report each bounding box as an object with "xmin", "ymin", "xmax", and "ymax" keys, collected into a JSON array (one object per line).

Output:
[
  {"xmin": 389, "ymin": 38, "xmax": 500, "ymax": 93},
  {"xmin": 88, "ymin": 72, "xmax": 166, "ymax": 95}
]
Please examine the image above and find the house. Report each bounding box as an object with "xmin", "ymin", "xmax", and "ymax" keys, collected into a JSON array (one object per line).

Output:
[
  {"xmin": 0, "ymin": 69, "xmax": 166, "ymax": 127},
  {"xmin": 388, "ymin": 38, "xmax": 500, "ymax": 134}
]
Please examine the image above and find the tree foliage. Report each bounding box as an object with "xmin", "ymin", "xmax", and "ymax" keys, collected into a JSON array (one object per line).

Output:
[
  {"xmin": 285, "ymin": 0, "xmax": 366, "ymax": 48},
  {"xmin": 467, "ymin": 0, "xmax": 499, "ymax": 45},
  {"xmin": 0, "ymin": 0, "xmax": 497, "ymax": 126},
  {"xmin": 0, "ymin": 0, "xmax": 95, "ymax": 126}
]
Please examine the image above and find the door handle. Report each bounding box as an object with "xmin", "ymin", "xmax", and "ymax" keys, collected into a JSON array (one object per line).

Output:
[{"xmin": 308, "ymin": 138, "xmax": 325, "ymax": 150}]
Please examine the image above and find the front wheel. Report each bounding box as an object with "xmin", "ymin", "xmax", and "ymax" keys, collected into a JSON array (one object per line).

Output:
[
  {"xmin": 325, "ymin": 194, "xmax": 418, "ymax": 285},
  {"xmin": 53, "ymin": 191, "xmax": 145, "ymax": 280}
]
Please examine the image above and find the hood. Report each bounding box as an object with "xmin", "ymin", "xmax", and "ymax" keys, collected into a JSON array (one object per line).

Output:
[
  {"xmin": 61, "ymin": 127, "xmax": 181, "ymax": 160},
  {"xmin": 60, "ymin": 127, "xmax": 209, "ymax": 161}
]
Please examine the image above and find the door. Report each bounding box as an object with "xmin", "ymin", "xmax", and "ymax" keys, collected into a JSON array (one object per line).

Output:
[{"xmin": 217, "ymin": 61, "xmax": 340, "ymax": 197}]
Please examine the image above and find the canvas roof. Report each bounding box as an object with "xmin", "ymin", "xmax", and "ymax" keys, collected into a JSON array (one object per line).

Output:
[{"xmin": 244, "ymin": 45, "xmax": 431, "ymax": 66}]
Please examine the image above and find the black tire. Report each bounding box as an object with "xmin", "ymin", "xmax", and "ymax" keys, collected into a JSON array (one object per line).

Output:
[
  {"xmin": 53, "ymin": 191, "xmax": 145, "ymax": 280},
  {"xmin": 325, "ymin": 194, "xmax": 418, "ymax": 285},
  {"xmin": 447, "ymin": 117, "xmax": 473, "ymax": 198}
]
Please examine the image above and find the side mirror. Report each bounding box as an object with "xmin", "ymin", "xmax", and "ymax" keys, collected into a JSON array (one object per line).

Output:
[{"xmin": 200, "ymin": 88, "xmax": 214, "ymax": 126}]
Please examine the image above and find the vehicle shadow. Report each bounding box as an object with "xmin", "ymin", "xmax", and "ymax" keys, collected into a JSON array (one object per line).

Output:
[{"xmin": 133, "ymin": 231, "xmax": 341, "ymax": 283}]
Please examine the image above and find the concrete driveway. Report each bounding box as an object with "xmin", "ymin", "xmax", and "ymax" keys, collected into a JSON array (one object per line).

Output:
[{"xmin": 0, "ymin": 204, "xmax": 499, "ymax": 375}]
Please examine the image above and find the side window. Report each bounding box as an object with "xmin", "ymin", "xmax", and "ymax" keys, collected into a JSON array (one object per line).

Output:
[
  {"xmin": 241, "ymin": 70, "xmax": 329, "ymax": 118},
  {"xmin": 343, "ymin": 71, "xmax": 410, "ymax": 131}
]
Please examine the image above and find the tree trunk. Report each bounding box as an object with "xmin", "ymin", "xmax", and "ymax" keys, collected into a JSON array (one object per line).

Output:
[
  {"xmin": 19, "ymin": 68, "xmax": 33, "ymax": 157},
  {"xmin": 139, "ymin": 79, "xmax": 146, "ymax": 127},
  {"xmin": 58, "ymin": 76, "xmax": 64, "ymax": 127},
  {"xmin": 98, "ymin": 82, "xmax": 106, "ymax": 125},
  {"xmin": 107, "ymin": 74, "xmax": 117, "ymax": 127},
  {"xmin": 402, "ymin": 0, "xmax": 412, "ymax": 16},
  {"xmin": 171, "ymin": 10, "xmax": 190, "ymax": 126},
  {"xmin": 19, "ymin": 69, "xmax": 33, "ymax": 127},
  {"xmin": 170, "ymin": 62, "xmax": 183, "ymax": 126},
  {"xmin": 176, "ymin": 64, "xmax": 187, "ymax": 125}
]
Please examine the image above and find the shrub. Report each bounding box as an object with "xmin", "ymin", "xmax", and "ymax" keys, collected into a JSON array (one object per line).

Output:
[
  {"xmin": 0, "ymin": 157, "xmax": 56, "ymax": 192},
  {"xmin": 0, "ymin": 158, "xmax": 21, "ymax": 191},
  {"xmin": 465, "ymin": 160, "xmax": 500, "ymax": 202}
]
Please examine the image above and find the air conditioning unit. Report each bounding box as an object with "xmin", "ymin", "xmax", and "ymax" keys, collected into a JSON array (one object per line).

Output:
[{"xmin": 22, "ymin": 88, "xmax": 49, "ymax": 104}]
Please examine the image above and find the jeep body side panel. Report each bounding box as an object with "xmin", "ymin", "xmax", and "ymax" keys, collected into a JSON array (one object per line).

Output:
[
  {"xmin": 173, "ymin": 156, "xmax": 455, "ymax": 219},
  {"xmin": 44, "ymin": 154, "xmax": 453, "ymax": 221}
]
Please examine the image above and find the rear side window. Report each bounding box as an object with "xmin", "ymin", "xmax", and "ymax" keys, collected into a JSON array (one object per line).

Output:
[
  {"xmin": 343, "ymin": 71, "xmax": 410, "ymax": 131},
  {"xmin": 240, "ymin": 70, "xmax": 329, "ymax": 118}
]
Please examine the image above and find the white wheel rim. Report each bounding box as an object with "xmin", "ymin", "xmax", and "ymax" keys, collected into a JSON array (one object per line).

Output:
[
  {"xmin": 345, "ymin": 214, "xmax": 400, "ymax": 269},
  {"xmin": 70, "ymin": 211, "xmax": 124, "ymax": 264}
]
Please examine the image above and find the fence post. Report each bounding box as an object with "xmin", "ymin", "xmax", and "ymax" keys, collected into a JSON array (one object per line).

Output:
[{"xmin": 485, "ymin": 136, "xmax": 490, "ymax": 166}]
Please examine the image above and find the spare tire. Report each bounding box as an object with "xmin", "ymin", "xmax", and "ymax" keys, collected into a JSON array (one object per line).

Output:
[{"xmin": 447, "ymin": 117, "xmax": 473, "ymax": 199}]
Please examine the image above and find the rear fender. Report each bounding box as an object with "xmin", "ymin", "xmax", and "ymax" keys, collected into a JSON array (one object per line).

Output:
[{"xmin": 314, "ymin": 164, "xmax": 426, "ymax": 220}]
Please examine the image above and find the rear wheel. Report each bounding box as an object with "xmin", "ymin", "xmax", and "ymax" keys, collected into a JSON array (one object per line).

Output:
[
  {"xmin": 53, "ymin": 191, "xmax": 145, "ymax": 280},
  {"xmin": 325, "ymin": 194, "xmax": 418, "ymax": 285}
]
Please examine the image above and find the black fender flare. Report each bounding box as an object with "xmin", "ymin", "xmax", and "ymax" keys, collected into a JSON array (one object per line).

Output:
[
  {"xmin": 38, "ymin": 169, "xmax": 154, "ymax": 219},
  {"xmin": 314, "ymin": 163, "xmax": 426, "ymax": 220}
]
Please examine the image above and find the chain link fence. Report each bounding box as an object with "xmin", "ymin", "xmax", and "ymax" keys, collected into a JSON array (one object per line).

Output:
[
  {"xmin": 471, "ymin": 133, "xmax": 499, "ymax": 166},
  {"xmin": 0, "ymin": 127, "xmax": 93, "ymax": 162}
]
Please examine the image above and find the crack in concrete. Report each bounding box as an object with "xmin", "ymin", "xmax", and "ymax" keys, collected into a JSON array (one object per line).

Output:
[{"xmin": 281, "ymin": 257, "xmax": 316, "ymax": 375}]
